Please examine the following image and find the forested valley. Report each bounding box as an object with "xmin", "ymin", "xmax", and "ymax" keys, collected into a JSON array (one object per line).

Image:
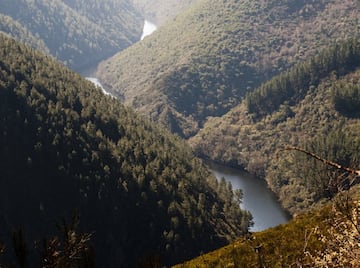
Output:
[
  {"xmin": 0, "ymin": 0, "xmax": 143, "ymax": 71},
  {"xmin": 97, "ymin": 0, "xmax": 360, "ymax": 138},
  {"xmin": 1, "ymin": 0, "xmax": 360, "ymax": 267},
  {"xmin": 191, "ymin": 38, "xmax": 360, "ymax": 215}
]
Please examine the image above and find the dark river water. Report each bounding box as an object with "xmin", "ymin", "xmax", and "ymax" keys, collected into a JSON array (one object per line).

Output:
[{"xmin": 208, "ymin": 162, "xmax": 291, "ymax": 232}]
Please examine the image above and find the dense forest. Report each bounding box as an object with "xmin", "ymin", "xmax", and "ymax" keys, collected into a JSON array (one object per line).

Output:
[
  {"xmin": 190, "ymin": 39, "xmax": 360, "ymax": 214},
  {"xmin": 245, "ymin": 39, "xmax": 360, "ymax": 118},
  {"xmin": 1, "ymin": 0, "xmax": 360, "ymax": 266},
  {"xmin": 0, "ymin": 34, "xmax": 252, "ymax": 267},
  {"xmin": 97, "ymin": 0, "xmax": 360, "ymax": 138},
  {"xmin": 0, "ymin": 0, "xmax": 143, "ymax": 71}
]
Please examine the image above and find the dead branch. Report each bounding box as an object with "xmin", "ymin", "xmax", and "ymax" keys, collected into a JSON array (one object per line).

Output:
[{"xmin": 283, "ymin": 146, "xmax": 360, "ymax": 177}]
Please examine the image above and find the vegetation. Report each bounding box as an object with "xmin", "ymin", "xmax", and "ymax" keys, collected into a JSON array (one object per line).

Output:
[
  {"xmin": 332, "ymin": 78, "xmax": 360, "ymax": 118},
  {"xmin": 0, "ymin": 215, "xmax": 95, "ymax": 268},
  {"xmin": 1, "ymin": 1, "xmax": 360, "ymax": 266},
  {"xmin": 97, "ymin": 0, "xmax": 360, "ymax": 138},
  {"xmin": 174, "ymin": 184, "xmax": 360, "ymax": 267},
  {"xmin": 0, "ymin": 34, "xmax": 252, "ymax": 267},
  {"xmin": 131, "ymin": 0, "xmax": 198, "ymax": 26},
  {"xmin": 0, "ymin": 0, "xmax": 143, "ymax": 71},
  {"xmin": 190, "ymin": 39, "xmax": 360, "ymax": 214},
  {"xmin": 0, "ymin": 14, "xmax": 50, "ymax": 55},
  {"xmin": 246, "ymin": 38, "xmax": 360, "ymax": 118}
]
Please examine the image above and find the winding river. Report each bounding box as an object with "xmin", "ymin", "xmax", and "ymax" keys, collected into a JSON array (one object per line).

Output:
[
  {"xmin": 208, "ymin": 162, "xmax": 290, "ymax": 232},
  {"xmin": 84, "ymin": 20, "xmax": 290, "ymax": 232},
  {"xmin": 85, "ymin": 20, "xmax": 157, "ymax": 87}
]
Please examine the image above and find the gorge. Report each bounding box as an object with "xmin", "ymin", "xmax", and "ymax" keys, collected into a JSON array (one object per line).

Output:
[
  {"xmin": 85, "ymin": 69, "xmax": 291, "ymax": 231},
  {"xmin": 84, "ymin": 18, "xmax": 290, "ymax": 232}
]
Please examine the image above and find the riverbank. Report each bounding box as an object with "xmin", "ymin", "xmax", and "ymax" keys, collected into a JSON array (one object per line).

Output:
[
  {"xmin": 82, "ymin": 74, "xmax": 290, "ymax": 232},
  {"xmin": 79, "ymin": 19, "xmax": 290, "ymax": 232},
  {"xmin": 207, "ymin": 161, "xmax": 291, "ymax": 231}
]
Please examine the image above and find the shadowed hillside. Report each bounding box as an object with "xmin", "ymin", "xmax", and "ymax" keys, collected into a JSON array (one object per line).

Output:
[
  {"xmin": 0, "ymin": 34, "xmax": 252, "ymax": 267},
  {"xmin": 0, "ymin": 0, "xmax": 143, "ymax": 71}
]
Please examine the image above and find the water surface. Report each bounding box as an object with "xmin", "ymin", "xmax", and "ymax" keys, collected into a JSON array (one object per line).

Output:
[
  {"xmin": 141, "ymin": 20, "xmax": 157, "ymax": 40},
  {"xmin": 209, "ymin": 162, "xmax": 290, "ymax": 231}
]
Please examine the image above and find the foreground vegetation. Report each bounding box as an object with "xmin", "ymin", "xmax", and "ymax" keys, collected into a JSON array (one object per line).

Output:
[
  {"xmin": 97, "ymin": 0, "xmax": 360, "ymax": 138},
  {"xmin": 0, "ymin": 34, "xmax": 252, "ymax": 267},
  {"xmin": 0, "ymin": 215, "xmax": 95, "ymax": 267},
  {"xmin": 174, "ymin": 184, "xmax": 360, "ymax": 267}
]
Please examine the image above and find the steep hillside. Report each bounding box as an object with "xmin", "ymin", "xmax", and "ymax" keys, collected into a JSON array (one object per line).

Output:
[
  {"xmin": 0, "ymin": 34, "xmax": 252, "ymax": 267},
  {"xmin": 0, "ymin": 14, "xmax": 50, "ymax": 54},
  {"xmin": 131, "ymin": 0, "xmax": 198, "ymax": 25},
  {"xmin": 0, "ymin": 0, "xmax": 143, "ymax": 71},
  {"xmin": 190, "ymin": 39, "xmax": 360, "ymax": 215},
  {"xmin": 174, "ymin": 184, "xmax": 360, "ymax": 267},
  {"xmin": 97, "ymin": 0, "xmax": 360, "ymax": 138}
]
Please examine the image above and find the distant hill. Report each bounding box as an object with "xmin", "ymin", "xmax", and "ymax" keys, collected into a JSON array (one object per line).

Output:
[
  {"xmin": 97, "ymin": 0, "xmax": 360, "ymax": 138},
  {"xmin": 0, "ymin": 14, "xmax": 50, "ymax": 54},
  {"xmin": 0, "ymin": 0, "xmax": 143, "ymax": 72},
  {"xmin": 190, "ymin": 39, "xmax": 360, "ymax": 215},
  {"xmin": 131, "ymin": 0, "xmax": 198, "ymax": 25},
  {"xmin": 0, "ymin": 34, "xmax": 252, "ymax": 267}
]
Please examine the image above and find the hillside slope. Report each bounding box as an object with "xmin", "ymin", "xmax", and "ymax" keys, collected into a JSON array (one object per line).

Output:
[
  {"xmin": 0, "ymin": 34, "xmax": 252, "ymax": 267},
  {"xmin": 131, "ymin": 0, "xmax": 198, "ymax": 26},
  {"xmin": 0, "ymin": 0, "xmax": 143, "ymax": 71},
  {"xmin": 97, "ymin": 0, "xmax": 360, "ymax": 138},
  {"xmin": 190, "ymin": 39, "xmax": 360, "ymax": 215},
  {"xmin": 174, "ymin": 185, "xmax": 360, "ymax": 267}
]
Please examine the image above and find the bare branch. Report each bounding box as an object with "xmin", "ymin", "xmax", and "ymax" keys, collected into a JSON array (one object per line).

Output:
[{"xmin": 282, "ymin": 146, "xmax": 360, "ymax": 177}]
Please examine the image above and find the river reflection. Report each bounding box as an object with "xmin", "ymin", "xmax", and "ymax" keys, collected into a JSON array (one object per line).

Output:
[{"xmin": 208, "ymin": 162, "xmax": 291, "ymax": 232}]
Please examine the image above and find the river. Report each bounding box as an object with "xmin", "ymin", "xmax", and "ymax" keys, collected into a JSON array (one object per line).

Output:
[
  {"xmin": 141, "ymin": 20, "xmax": 157, "ymax": 40},
  {"xmin": 85, "ymin": 20, "xmax": 157, "ymax": 88},
  {"xmin": 85, "ymin": 77, "xmax": 115, "ymax": 97},
  {"xmin": 83, "ymin": 20, "xmax": 290, "ymax": 232},
  {"xmin": 208, "ymin": 162, "xmax": 290, "ymax": 232},
  {"xmin": 84, "ymin": 74, "xmax": 290, "ymax": 232}
]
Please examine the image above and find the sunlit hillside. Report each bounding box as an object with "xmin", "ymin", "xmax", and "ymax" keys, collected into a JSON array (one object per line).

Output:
[{"xmin": 97, "ymin": 0, "xmax": 360, "ymax": 138}]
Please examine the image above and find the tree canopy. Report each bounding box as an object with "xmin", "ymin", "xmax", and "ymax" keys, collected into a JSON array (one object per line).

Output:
[
  {"xmin": 97, "ymin": 0, "xmax": 360, "ymax": 138},
  {"xmin": 190, "ymin": 39, "xmax": 360, "ymax": 215},
  {"xmin": 0, "ymin": 34, "xmax": 252, "ymax": 267},
  {"xmin": 0, "ymin": 0, "xmax": 143, "ymax": 71}
]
